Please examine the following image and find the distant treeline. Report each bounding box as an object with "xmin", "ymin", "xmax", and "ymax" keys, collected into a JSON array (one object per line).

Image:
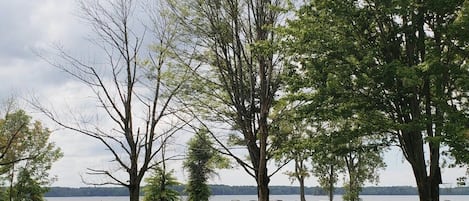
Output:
[{"xmin": 45, "ymin": 185, "xmax": 469, "ymax": 197}]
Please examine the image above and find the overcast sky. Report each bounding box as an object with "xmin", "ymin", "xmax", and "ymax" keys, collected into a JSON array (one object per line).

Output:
[{"xmin": 0, "ymin": 0, "xmax": 466, "ymax": 188}]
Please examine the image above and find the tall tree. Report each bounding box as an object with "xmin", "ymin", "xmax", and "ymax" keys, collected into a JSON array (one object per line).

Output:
[
  {"xmin": 168, "ymin": 0, "xmax": 286, "ymax": 200},
  {"xmin": 35, "ymin": 1, "xmax": 189, "ymax": 201},
  {"xmin": 283, "ymin": 1, "xmax": 469, "ymax": 201},
  {"xmin": 184, "ymin": 128, "xmax": 228, "ymax": 201}
]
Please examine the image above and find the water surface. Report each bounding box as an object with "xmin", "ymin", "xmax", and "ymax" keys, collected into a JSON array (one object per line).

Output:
[{"xmin": 45, "ymin": 195, "xmax": 469, "ymax": 201}]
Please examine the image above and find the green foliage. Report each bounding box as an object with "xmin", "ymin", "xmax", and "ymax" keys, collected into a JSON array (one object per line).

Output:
[
  {"xmin": 184, "ymin": 128, "xmax": 229, "ymax": 201},
  {"xmin": 167, "ymin": 4, "xmax": 286, "ymax": 200},
  {"xmin": 341, "ymin": 136, "xmax": 386, "ymax": 201},
  {"xmin": 457, "ymin": 177, "xmax": 467, "ymax": 187},
  {"xmin": 143, "ymin": 166, "xmax": 180, "ymax": 201},
  {"xmin": 280, "ymin": 0, "xmax": 469, "ymax": 199},
  {"xmin": 270, "ymin": 100, "xmax": 312, "ymax": 182},
  {"xmin": 0, "ymin": 109, "xmax": 62, "ymax": 200},
  {"xmin": 12, "ymin": 168, "xmax": 47, "ymax": 201},
  {"xmin": 310, "ymin": 130, "xmax": 344, "ymax": 200}
]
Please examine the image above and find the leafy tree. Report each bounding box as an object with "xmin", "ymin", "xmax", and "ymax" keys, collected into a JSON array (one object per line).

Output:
[
  {"xmin": 271, "ymin": 101, "xmax": 312, "ymax": 201},
  {"xmin": 167, "ymin": 0, "xmax": 288, "ymax": 200},
  {"xmin": 0, "ymin": 109, "xmax": 30, "ymax": 167},
  {"xmin": 312, "ymin": 156, "xmax": 340, "ymax": 201},
  {"xmin": 0, "ymin": 109, "xmax": 62, "ymax": 201},
  {"xmin": 316, "ymin": 119, "xmax": 386, "ymax": 201},
  {"xmin": 184, "ymin": 128, "xmax": 228, "ymax": 201},
  {"xmin": 283, "ymin": 1, "xmax": 469, "ymax": 201},
  {"xmin": 311, "ymin": 131, "xmax": 343, "ymax": 201},
  {"xmin": 275, "ymin": 95, "xmax": 385, "ymax": 201},
  {"xmin": 340, "ymin": 133, "xmax": 385, "ymax": 201},
  {"xmin": 143, "ymin": 166, "xmax": 180, "ymax": 201},
  {"xmin": 273, "ymin": 96, "xmax": 385, "ymax": 201},
  {"xmin": 12, "ymin": 168, "xmax": 47, "ymax": 201},
  {"xmin": 35, "ymin": 1, "xmax": 190, "ymax": 201}
]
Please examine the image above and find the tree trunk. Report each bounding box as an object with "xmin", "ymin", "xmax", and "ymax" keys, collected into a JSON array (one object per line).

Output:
[
  {"xmin": 329, "ymin": 164, "xmax": 334, "ymax": 201},
  {"xmin": 258, "ymin": 173, "xmax": 270, "ymax": 201},
  {"xmin": 403, "ymin": 130, "xmax": 441, "ymax": 201},
  {"xmin": 258, "ymin": 50, "xmax": 271, "ymax": 201},
  {"xmin": 403, "ymin": 131, "xmax": 441, "ymax": 201},
  {"xmin": 129, "ymin": 185, "xmax": 140, "ymax": 201},
  {"xmin": 294, "ymin": 156, "xmax": 306, "ymax": 201},
  {"xmin": 415, "ymin": 176, "xmax": 431, "ymax": 201},
  {"xmin": 257, "ymin": 123, "xmax": 269, "ymax": 201},
  {"xmin": 414, "ymin": 177, "xmax": 440, "ymax": 201},
  {"xmin": 129, "ymin": 157, "xmax": 141, "ymax": 201},
  {"xmin": 298, "ymin": 175, "xmax": 306, "ymax": 201},
  {"xmin": 9, "ymin": 164, "xmax": 14, "ymax": 201}
]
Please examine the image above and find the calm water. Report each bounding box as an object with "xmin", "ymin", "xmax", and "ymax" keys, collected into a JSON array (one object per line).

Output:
[{"xmin": 45, "ymin": 195, "xmax": 469, "ymax": 201}]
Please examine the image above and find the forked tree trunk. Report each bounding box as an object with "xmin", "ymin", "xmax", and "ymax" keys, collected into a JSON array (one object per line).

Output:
[
  {"xmin": 294, "ymin": 156, "xmax": 306, "ymax": 201},
  {"xmin": 411, "ymin": 155, "xmax": 441, "ymax": 201},
  {"xmin": 402, "ymin": 129, "xmax": 441, "ymax": 201}
]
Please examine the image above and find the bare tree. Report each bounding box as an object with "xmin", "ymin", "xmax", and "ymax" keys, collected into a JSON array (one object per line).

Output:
[
  {"xmin": 167, "ymin": 0, "xmax": 286, "ymax": 200},
  {"xmin": 34, "ymin": 1, "xmax": 190, "ymax": 201}
]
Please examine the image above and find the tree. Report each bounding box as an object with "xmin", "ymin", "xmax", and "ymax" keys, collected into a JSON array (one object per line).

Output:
[
  {"xmin": 278, "ymin": 71, "xmax": 386, "ymax": 201},
  {"xmin": 443, "ymin": 1, "xmax": 469, "ymax": 182},
  {"xmin": 312, "ymin": 155, "xmax": 340, "ymax": 201},
  {"xmin": 271, "ymin": 101, "xmax": 312, "ymax": 201},
  {"xmin": 283, "ymin": 1, "xmax": 469, "ymax": 201},
  {"xmin": 12, "ymin": 168, "xmax": 46, "ymax": 201},
  {"xmin": 0, "ymin": 105, "xmax": 31, "ymax": 167},
  {"xmin": 0, "ymin": 109, "xmax": 62, "ymax": 201},
  {"xmin": 340, "ymin": 131, "xmax": 385, "ymax": 201},
  {"xmin": 317, "ymin": 119, "xmax": 386, "ymax": 201},
  {"xmin": 144, "ymin": 131, "xmax": 180, "ymax": 201},
  {"xmin": 184, "ymin": 128, "xmax": 228, "ymax": 201},
  {"xmin": 311, "ymin": 130, "xmax": 343, "ymax": 201},
  {"xmin": 167, "ymin": 0, "xmax": 286, "ymax": 200},
  {"xmin": 35, "ymin": 1, "xmax": 190, "ymax": 201},
  {"xmin": 143, "ymin": 166, "xmax": 180, "ymax": 201}
]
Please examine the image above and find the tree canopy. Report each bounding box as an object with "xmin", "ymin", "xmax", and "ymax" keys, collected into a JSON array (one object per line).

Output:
[
  {"xmin": 30, "ymin": 1, "xmax": 469, "ymax": 201},
  {"xmin": 282, "ymin": 0, "xmax": 469, "ymax": 200}
]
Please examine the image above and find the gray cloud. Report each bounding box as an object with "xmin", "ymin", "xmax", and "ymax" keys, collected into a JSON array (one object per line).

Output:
[
  {"xmin": 0, "ymin": 0, "xmax": 91, "ymax": 99},
  {"xmin": 0, "ymin": 1, "xmax": 42, "ymax": 60}
]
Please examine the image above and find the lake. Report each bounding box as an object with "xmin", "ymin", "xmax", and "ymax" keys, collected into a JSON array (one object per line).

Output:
[{"xmin": 45, "ymin": 195, "xmax": 469, "ymax": 201}]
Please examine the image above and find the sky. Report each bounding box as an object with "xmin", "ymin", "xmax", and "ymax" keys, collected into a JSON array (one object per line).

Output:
[{"xmin": 0, "ymin": 0, "xmax": 467, "ymax": 188}]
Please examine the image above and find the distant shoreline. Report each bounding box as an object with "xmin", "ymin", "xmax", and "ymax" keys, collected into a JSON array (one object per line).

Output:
[{"xmin": 45, "ymin": 185, "xmax": 469, "ymax": 197}]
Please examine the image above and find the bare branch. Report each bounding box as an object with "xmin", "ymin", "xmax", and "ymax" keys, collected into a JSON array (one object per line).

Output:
[
  {"xmin": 83, "ymin": 168, "xmax": 128, "ymax": 187},
  {"xmin": 32, "ymin": 2, "xmax": 194, "ymax": 199},
  {"xmin": 175, "ymin": 109, "xmax": 256, "ymax": 177}
]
